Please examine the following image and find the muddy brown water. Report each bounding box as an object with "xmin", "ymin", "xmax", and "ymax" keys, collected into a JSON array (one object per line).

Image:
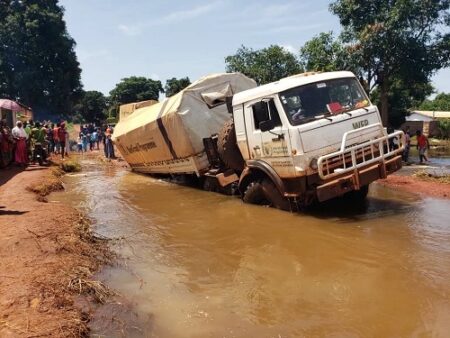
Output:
[{"xmin": 52, "ymin": 160, "xmax": 450, "ymax": 338}]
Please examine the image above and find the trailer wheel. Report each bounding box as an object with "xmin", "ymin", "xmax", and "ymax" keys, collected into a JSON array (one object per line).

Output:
[
  {"xmin": 243, "ymin": 179, "xmax": 291, "ymax": 211},
  {"xmin": 218, "ymin": 119, "xmax": 245, "ymax": 172}
]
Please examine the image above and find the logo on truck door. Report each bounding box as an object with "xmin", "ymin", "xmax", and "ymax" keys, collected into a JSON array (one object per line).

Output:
[{"xmin": 352, "ymin": 119, "xmax": 369, "ymax": 129}]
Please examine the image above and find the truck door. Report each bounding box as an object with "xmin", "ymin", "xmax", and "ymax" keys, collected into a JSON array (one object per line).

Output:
[{"xmin": 245, "ymin": 98, "xmax": 295, "ymax": 177}]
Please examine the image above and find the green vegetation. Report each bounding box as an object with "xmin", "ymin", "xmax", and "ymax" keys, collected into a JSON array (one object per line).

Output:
[
  {"xmin": 109, "ymin": 76, "xmax": 163, "ymax": 106},
  {"xmin": 420, "ymin": 93, "xmax": 450, "ymax": 111},
  {"xmin": 0, "ymin": 0, "xmax": 82, "ymax": 119},
  {"xmin": 226, "ymin": 0, "xmax": 450, "ymax": 127},
  {"xmin": 438, "ymin": 120, "xmax": 450, "ymax": 139},
  {"xmin": 225, "ymin": 45, "xmax": 303, "ymax": 85},
  {"xmin": 60, "ymin": 160, "xmax": 81, "ymax": 173},
  {"xmin": 73, "ymin": 91, "xmax": 108, "ymax": 124},
  {"xmin": 165, "ymin": 77, "xmax": 191, "ymax": 97},
  {"xmin": 2, "ymin": 1, "xmax": 449, "ymax": 127},
  {"xmin": 414, "ymin": 170, "xmax": 450, "ymax": 185}
]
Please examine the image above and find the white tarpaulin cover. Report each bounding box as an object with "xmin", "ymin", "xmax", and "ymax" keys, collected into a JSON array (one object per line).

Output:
[{"xmin": 113, "ymin": 73, "xmax": 256, "ymax": 174}]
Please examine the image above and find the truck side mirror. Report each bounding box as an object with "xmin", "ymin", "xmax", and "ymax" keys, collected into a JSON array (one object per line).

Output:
[
  {"xmin": 259, "ymin": 120, "xmax": 275, "ymax": 132},
  {"xmin": 253, "ymin": 101, "xmax": 270, "ymax": 122}
]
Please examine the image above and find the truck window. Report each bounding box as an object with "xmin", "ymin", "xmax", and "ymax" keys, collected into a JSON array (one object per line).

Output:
[
  {"xmin": 252, "ymin": 99, "xmax": 282, "ymax": 130},
  {"xmin": 279, "ymin": 77, "xmax": 369, "ymax": 126}
]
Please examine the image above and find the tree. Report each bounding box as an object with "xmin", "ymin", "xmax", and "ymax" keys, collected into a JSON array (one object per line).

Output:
[
  {"xmin": 225, "ymin": 45, "xmax": 303, "ymax": 84},
  {"xmin": 420, "ymin": 93, "xmax": 450, "ymax": 111},
  {"xmin": 109, "ymin": 76, "xmax": 163, "ymax": 106},
  {"xmin": 300, "ymin": 32, "xmax": 349, "ymax": 72},
  {"xmin": 330, "ymin": 0, "xmax": 450, "ymax": 126},
  {"xmin": 0, "ymin": 0, "xmax": 82, "ymax": 119},
  {"xmin": 73, "ymin": 91, "xmax": 107, "ymax": 124},
  {"xmin": 164, "ymin": 77, "xmax": 191, "ymax": 97}
]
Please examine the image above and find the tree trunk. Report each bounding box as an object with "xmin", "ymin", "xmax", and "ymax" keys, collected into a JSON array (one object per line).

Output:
[{"xmin": 380, "ymin": 77, "xmax": 389, "ymax": 127}]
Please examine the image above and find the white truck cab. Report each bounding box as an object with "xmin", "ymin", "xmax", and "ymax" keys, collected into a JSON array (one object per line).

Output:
[{"xmin": 232, "ymin": 71, "xmax": 404, "ymax": 209}]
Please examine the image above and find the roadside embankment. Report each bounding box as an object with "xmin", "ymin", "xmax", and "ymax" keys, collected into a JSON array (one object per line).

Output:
[
  {"xmin": 378, "ymin": 170, "xmax": 450, "ymax": 199},
  {"xmin": 0, "ymin": 159, "xmax": 113, "ymax": 337}
]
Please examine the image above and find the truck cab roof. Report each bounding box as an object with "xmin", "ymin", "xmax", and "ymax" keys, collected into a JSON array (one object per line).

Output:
[{"xmin": 232, "ymin": 71, "xmax": 356, "ymax": 106}]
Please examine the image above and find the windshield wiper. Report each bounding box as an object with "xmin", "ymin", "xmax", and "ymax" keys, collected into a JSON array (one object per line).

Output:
[{"xmin": 315, "ymin": 114, "xmax": 333, "ymax": 122}]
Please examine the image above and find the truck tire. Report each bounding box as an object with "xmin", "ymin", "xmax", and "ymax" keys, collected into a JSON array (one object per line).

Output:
[
  {"xmin": 243, "ymin": 179, "xmax": 291, "ymax": 211},
  {"xmin": 217, "ymin": 119, "xmax": 245, "ymax": 172}
]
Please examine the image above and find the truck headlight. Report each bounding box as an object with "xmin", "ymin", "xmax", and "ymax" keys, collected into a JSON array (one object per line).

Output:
[{"xmin": 310, "ymin": 158, "xmax": 318, "ymax": 170}]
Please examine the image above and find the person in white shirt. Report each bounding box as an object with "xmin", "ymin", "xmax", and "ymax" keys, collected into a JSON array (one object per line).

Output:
[{"xmin": 11, "ymin": 121, "xmax": 28, "ymax": 165}]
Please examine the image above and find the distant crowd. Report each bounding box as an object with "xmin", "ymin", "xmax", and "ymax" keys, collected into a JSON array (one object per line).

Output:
[
  {"xmin": 0, "ymin": 120, "xmax": 116, "ymax": 168},
  {"xmin": 77, "ymin": 124, "xmax": 115, "ymax": 159}
]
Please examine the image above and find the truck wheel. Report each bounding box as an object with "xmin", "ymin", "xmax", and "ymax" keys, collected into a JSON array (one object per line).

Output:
[
  {"xmin": 243, "ymin": 179, "xmax": 291, "ymax": 211},
  {"xmin": 218, "ymin": 119, "xmax": 245, "ymax": 172},
  {"xmin": 243, "ymin": 181, "xmax": 267, "ymax": 205}
]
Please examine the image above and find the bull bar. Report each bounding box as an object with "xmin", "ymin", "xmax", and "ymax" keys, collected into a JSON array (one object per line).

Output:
[{"xmin": 317, "ymin": 123, "xmax": 405, "ymax": 182}]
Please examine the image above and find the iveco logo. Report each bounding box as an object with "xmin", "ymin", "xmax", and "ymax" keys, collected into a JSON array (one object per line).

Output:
[{"xmin": 352, "ymin": 119, "xmax": 369, "ymax": 129}]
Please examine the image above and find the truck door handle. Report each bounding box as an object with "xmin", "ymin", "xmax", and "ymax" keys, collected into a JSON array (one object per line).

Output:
[{"xmin": 272, "ymin": 134, "xmax": 284, "ymax": 141}]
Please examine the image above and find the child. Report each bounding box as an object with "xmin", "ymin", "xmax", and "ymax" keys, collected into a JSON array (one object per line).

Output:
[{"xmin": 77, "ymin": 135, "xmax": 83, "ymax": 153}]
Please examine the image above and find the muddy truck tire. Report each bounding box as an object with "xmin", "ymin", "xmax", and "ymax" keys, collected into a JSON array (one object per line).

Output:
[
  {"xmin": 243, "ymin": 178, "xmax": 291, "ymax": 211},
  {"xmin": 218, "ymin": 119, "xmax": 245, "ymax": 172}
]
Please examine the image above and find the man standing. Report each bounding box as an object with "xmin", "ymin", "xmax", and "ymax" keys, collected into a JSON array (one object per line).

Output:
[
  {"xmin": 416, "ymin": 130, "xmax": 429, "ymax": 164},
  {"xmin": 403, "ymin": 126, "xmax": 411, "ymax": 163},
  {"xmin": 58, "ymin": 122, "xmax": 67, "ymax": 159}
]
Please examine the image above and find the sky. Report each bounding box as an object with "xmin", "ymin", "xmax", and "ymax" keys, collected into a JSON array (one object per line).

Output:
[{"xmin": 59, "ymin": 0, "xmax": 450, "ymax": 96}]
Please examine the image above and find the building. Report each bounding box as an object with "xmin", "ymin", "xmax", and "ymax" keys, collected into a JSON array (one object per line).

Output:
[
  {"xmin": 0, "ymin": 99, "xmax": 33, "ymax": 128},
  {"xmin": 402, "ymin": 110, "xmax": 450, "ymax": 137}
]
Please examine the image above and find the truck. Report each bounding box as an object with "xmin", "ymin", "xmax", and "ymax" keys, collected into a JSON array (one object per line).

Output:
[{"xmin": 113, "ymin": 71, "xmax": 405, "ymax": 211}]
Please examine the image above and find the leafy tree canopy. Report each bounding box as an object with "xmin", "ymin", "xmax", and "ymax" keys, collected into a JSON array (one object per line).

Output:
[
  {"xmin": 420, "ymin": 93, "xmax": 450, "ymax": 111},
  {"xmin": 0, "ymin": 0, "xmax": 82, "ymax": 119},
  {"xmin": 73, "ymin": 90, "xmax": 107, "ymax": 124},
  {"xmin": 329, "ymin": 0, "xmax": 450, "ymax": 126},
  {"xmin": 299, "ymin": 32, "xmax": 350, "ymax": 73},
  {"xmin": 109, "ymin": 76, "xmax": 163, "ymax": 107},
  {"xmin": 225, "ymin": 45, "xmax": 303, "ymax": 85},
  {"xmin": 164, "ymin": 77, "xmax": 191, "ymax": 97}
]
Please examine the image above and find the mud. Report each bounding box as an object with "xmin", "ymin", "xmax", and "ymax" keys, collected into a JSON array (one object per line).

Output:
[
  {"xmin": 52, "ymin": 158, "xmax": 450, "ymax": 338},
  {"xmin": 0, "ymin": 161, "xmax": 111, "ymax": 337}
]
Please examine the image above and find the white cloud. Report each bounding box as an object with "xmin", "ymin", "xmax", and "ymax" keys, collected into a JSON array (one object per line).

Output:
[
  {"xmin": 118, "ymin": 1, "xmax": 223, "ymax": 36},
  {"xmin": 280, "ymin": 44, "xmax": 297, "ymax": 54},
  {"xmin": 158, "ymin": 1, "xmax": 222, "ymax": 24},
  {"xmin": 149, "ymin": 73, "xmax": 160, "ymax": 81},
  {"xmin": 118, "ymin": 24, "xmax": 142, "ymax": 37}
]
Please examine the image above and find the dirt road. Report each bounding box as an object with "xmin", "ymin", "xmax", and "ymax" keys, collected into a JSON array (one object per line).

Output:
[{"xmin": 0, "ymin": 163, "xmax": 109, "ymax": 337}]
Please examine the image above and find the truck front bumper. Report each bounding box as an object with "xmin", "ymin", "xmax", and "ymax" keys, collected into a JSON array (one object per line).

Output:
[
  {"xmin": 316, "ymin": 155, "xmax": 402, "ymax": 202},
  {"xmin": 315, "ymin": 123, "xmax": 405, "ymax": 202}
]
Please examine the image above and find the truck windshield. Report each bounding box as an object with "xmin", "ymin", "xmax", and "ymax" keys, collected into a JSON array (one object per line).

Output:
[{"xmin": 279, "ymin": 77, "xmax": 370, "ymax": 126}]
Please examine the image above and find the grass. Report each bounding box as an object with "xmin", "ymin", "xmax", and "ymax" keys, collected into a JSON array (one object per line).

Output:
[
  {"xmin": 60, "ymin": 159, "xmax": 81, "ymax": 173},
  {"xmin": 26, "ymin": 177, "xmax": 64, "ymax": 197},
  {"xmin": 414, "ymin": 170, "xmax": 450, "ymax": 184}
]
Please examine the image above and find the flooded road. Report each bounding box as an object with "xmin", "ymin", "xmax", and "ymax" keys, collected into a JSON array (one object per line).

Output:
[{"xmin": 53, "ymin": 161, "xmax": 450, "ymax": 337}]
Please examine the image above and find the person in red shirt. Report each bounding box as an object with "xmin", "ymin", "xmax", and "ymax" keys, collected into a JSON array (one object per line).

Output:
[
  {"xmin": 58, "ymin": 122, "xmax": 67, "ymax": 159},
  {"xmin": 416, "ymin": 130, "xmax": 429, "ymax": 163}
]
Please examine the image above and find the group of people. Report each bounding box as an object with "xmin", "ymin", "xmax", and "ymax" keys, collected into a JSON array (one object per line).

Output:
[
  {"xmin": 0, "ymin": 119, "xmax": 68, "ymax": 167},
  {"xmin": 76, "ymin": 124, "xmax": 115, "ymax": 158},
  {"xmin": 402, "ymin": 127, "xmax": 430, "ymax": 164}
]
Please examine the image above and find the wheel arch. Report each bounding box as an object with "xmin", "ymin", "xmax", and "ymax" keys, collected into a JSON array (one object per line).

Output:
[{"xmin": 238, "ymin": 160, "xmax": 285, "ymax": 197}]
